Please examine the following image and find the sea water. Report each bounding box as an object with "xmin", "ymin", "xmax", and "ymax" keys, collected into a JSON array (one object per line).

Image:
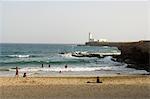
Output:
[{"xmin": 0, "ymin": 44, "xmax": 148, "ymax": 77}]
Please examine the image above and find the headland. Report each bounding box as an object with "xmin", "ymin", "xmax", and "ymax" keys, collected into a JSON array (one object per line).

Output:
[{"xmin": 85, "ymin": 40, "xmax": 150, "ymax": 72}]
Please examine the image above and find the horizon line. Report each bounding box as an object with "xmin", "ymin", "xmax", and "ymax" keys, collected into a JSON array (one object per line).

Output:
[
  {"xmin": 1, "ymin": 39, "xmax": 149, "ymax": 44},
  {"xmin": 0, "ymin": 42, "xmax": 83, "ymax": 45}
]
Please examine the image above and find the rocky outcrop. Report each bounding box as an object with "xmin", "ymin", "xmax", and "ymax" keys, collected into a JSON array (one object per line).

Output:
[
  {"xmin": 60, "ymin": 51, "xmax": 121, "ymax": 58},
  {"xmin": 85, "ymin": 40, "xmax": 150, "ymax": 72},
  {"xmin": 116, "ymin": 41, "xmax": 150, "ymax": 72}
]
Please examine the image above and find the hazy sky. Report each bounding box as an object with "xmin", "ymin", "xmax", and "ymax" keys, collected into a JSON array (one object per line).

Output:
[{"xmin": 0, "ymin": 0, "xmax": 149, "ymax": 44}]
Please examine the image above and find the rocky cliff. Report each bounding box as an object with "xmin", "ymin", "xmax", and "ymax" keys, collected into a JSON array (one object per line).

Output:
[
  {"xmin": 116, "ymin": 41, "xmax": 150, "ymax": 72},
  {"xmin": 85, "ymin": 40, "xmax": 150, "ymax": 72}
]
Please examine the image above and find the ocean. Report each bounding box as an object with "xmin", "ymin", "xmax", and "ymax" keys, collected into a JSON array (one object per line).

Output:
[{"xmin": 0, "ymin": 43, "xmax": 148, "ymax": 77}]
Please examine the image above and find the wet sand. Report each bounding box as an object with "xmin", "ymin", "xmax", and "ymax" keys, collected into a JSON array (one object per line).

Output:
[{"xmin": 0, "ymin": 75, "xmax": 150, "ymax": 99}]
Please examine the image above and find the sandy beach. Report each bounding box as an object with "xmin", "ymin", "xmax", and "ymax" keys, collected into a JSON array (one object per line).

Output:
[{"xmin": 0, "ymin": 75, "xmax": 150, "ymax": 99}]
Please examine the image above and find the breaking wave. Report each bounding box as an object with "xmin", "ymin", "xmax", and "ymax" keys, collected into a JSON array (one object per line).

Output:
[
  {"xmin": 9, "ymin": 66, "xmax": 114, "ymax": 72},
  {"xmin": 1, "ymin": 54, "xmax": 38, "ymax": 58},
  {"xmin": 8, "ymin": 55, "xmax": 30, "ymax": 58}
]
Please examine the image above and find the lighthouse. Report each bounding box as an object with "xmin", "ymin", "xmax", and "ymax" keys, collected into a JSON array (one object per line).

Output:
[{"xmin": 89, "ymin": 32, "xmax": 94, "ymax": 42}]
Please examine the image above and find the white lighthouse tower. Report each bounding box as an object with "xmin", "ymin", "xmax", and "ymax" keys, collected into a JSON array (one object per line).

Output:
[{"xmin": 89, "ymin": 32, "xmax": 94, "ymax": 42}]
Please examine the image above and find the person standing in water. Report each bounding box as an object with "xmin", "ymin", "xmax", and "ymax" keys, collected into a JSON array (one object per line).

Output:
[
  {"xmin": 65, "ymin": 64, "xmax": 67, "ymax": 68},
  {"xmin": 48, "ymin": 64, "xmax": 50, "ymax": 68},
  {"xmin": 15, "ymin": 66, "xmax": 19, "ymax": 77},
  {"xmin": 42, "ymin": 64, "xmax": 44, "ymax": 68}
]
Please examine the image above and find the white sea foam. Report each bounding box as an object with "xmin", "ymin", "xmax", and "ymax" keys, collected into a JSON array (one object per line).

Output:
[
  {"xmin": 60, "ymin": 53, "xmax": 98, "ymax": 60},
  {"xmin": 96, "ymin": 56, "xmax": 122, "ymax": 65},
  {"xmin": 8, "ymin": 55, "xmax": 30, "ymax": 58},
  {"xmin": 60, "ymin": 53, "xmax": 77, "ymax": 59},
  {"xmin": 12, "ymin": 66, "xmax": 113, "ymax": 72},
  {"xmin": 60, "ymin": 51, "xmax": 121, "ymax": 58},
  {"xmin": 95, "ymin": 52, "xmax": 121, "ymax": 56}
]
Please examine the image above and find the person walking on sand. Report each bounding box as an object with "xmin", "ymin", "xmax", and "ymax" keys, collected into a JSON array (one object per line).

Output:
[{"xmin": 15, "ymin": 66, "xmax": 19, "ymax": 77}]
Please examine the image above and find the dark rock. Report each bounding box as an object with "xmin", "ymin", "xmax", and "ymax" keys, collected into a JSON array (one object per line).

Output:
[
  {"xmin": 117, "ymin": 41, "xmax": 150, "ymax": 72},
  {"xmin": 85, "ymin": 40, "xmax": 150, "ymax": 72}
]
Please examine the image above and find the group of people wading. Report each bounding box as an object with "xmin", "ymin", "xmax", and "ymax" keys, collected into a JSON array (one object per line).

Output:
[
  {"xmin": 15, "ymin": 64, "xmax": 102, "ymax": 83},
  {"xmin": 15, "ymin": 64, "xmax": 68, "ymax": 77}
]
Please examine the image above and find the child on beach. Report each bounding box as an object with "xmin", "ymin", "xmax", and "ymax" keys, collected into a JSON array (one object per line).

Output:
[{"xmin": 23, "ymin": 73, "xmax": 27, "ymax": 77}]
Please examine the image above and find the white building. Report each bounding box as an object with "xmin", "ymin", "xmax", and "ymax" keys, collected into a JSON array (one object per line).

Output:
[
  {"xmin": 88, "ymin": 32, "xmax": 108, "ymax": 42},
  {"xmin": 98, "ymin": 39, "xmax": 108, "ymax": 42},
  {"xmin": 89, "ymin": 32, "xmax": 94, "ymax": 42}
]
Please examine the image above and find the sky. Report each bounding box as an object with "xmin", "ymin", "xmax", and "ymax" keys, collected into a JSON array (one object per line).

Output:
[{"xmin": 0, "ymin": 0, "xmax": 149, "ymax": 44}]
